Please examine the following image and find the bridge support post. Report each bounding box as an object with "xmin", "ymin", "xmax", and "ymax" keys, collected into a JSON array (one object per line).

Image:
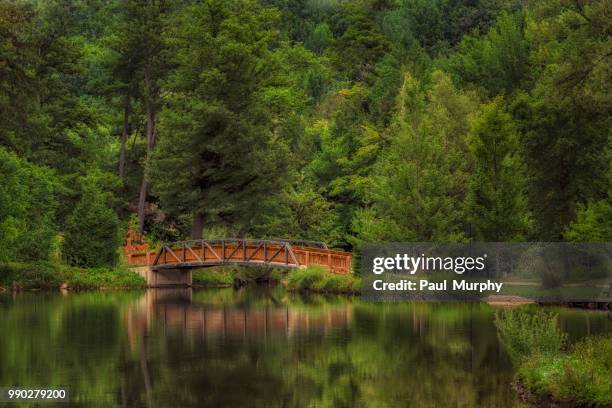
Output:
[{"xmin": 131, "ymin": 266, "xmax": 192, "ymax": 288}]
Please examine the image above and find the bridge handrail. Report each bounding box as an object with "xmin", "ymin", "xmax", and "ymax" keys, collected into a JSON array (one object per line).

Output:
[
  {"xmin": 270, "ymin": 238, "xmax": 328, "ymax": 249},
  {"xmin": 156, "ymin": 238, "xmax": 327, "ymax": 248},
  {"xmin": 151, "ymin": 238, "xmax": 302, "ymax": 268},
  {"xmin": 162, "ymin": 238, "xmax": 306, "ymax": 249}
]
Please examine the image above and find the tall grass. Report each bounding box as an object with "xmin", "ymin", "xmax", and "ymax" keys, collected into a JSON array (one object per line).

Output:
[
  {"xmin": 286, "ymin": 265, "xmax": 360, "ymax": 293},
  {"xmin": 192, "ymin": 267, "xmax": 234, "ymax": 286},
  {"xmin": 494, "ymin": 307, "xmax": 567, "ymax": 364},
  {"xmin": 518, "ymin": 335, "xmax": 612, "ymax": 406},
  {"xmin": 0, "ymin": 261, "xmax": 146, "ymax": 289}
]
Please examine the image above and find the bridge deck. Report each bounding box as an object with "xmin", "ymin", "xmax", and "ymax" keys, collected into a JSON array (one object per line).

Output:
[{"xmin": 125, "ymin": 233, "xmax": 352, "ymax": 274}]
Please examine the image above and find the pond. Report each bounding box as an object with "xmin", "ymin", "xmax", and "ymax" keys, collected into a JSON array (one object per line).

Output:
[{"xmin": 0, "ymin": 288, "xmax": 610, "ymax": 407}]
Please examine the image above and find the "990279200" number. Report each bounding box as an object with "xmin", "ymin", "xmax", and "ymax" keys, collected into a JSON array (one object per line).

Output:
[{"xmin": 0, "ymin": 388, "xmax": 69, "ymax": 402}]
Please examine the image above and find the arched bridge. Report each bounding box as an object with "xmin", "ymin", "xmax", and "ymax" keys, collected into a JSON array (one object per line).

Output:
[{"xmin": 124, "ymin": 231, "xmax": 352, "ymax": 287}]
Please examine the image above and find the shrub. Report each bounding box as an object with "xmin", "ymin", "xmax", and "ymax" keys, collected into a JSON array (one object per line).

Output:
[
  {"xmin": 0, "ymin": 261, "xmax": 145, "ymax": 288},
  {"xmin": 494, "ymin": 307, "xmax": 567, "ymax": 364},
  {"xmin": 0, "ymin": 262, "xmax": 62, "ymax": 287},
  {"xmin": 62, "ymin": 264, "xmax": 145, "ymax": 288},
  {"xmin": 287, "ymin": 266, "xmax": 327, "ymax": 290},
  {"xmin": 192, "ymin": 268, "xmax": 234, "ymax": 286},
  {"xmin": 495, "ymin": 306, "xmax": 611, "ymax": 406},
  {"xmin": 518, "ymin": 335, "xmax": 612, "ymax": 406},
  {"xmin": 287, "ymin": 265, "xmax": 359, "ymax": 293}
]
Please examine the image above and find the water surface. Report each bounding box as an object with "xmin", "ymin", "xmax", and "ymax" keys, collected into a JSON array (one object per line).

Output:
[{"xmin": 0, "ymin": 288, "xmax": 609, "ymax": 407}]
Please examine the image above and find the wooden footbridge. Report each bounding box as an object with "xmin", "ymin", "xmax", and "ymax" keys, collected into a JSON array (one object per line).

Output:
[{"xmin": 124, "ymin": 230, "xmax": 352, "ymax": 287}]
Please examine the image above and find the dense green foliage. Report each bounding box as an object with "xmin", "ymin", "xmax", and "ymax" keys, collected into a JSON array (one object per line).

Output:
[
  {"xmin": 494, "ymin": 307, "xmax": 567, "ymax": 364},
  {"xmin": 0, "ymin": 149, "xmax": 58, "ymax": 263},
  {"xmin": 287, "ymin": 265, "xmax": 360, "ymax": 293},
  {"xmin": 192, "ymin": 268, "xmax": 235, "ymax": 287},
  {"xmin": 495, "ymin": 307, "xmax": 611, "ymax": 406},
  {"xmin": 518, "ymin": 335, "xmax": 612, "ymax": 406},
  {"xmin": 0, "ymin": 261, "xmax": 145, "ymax": 289},
  {"xmin": 63, "ymin": 173, "xmax": 120, "ymax": 268},
  {"xmin": 0, "ymin": 0, "xmax": 610, "ymax": 274},
  {"xmin": 192, "ymin": 265, "xmax": 282, "ymax": 287}
]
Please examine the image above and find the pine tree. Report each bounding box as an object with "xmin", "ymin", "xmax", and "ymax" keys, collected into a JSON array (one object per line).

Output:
[
  {"xmin": 512, "ymin": 0, "xmax": 610, "ymax": 239},
  {"xmin": 465, "ymin": 97, "xmax": 531, "ymax": 241},
  {"xmin": 148, "ymin": 0, "xmax": 292, "ymax": 239},
  {"xmin": 0, "ymin": 149, "xmax": 58, "ymax": 262},
  {"xmin": 63, "ymin": 174, "xmax": 119, "ymax": 268},
  {"xmin": 353, "ymin": 71, "xmax": 475, "ymax": 242}
]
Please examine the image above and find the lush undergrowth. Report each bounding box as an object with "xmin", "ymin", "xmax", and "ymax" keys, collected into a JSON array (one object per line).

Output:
[
  {"xmin": 518, "ymin": 335, "xmax": 612, "ymax": 406},
  {"xmin": 286, "ymin": 266, "xmax": 360, "ymax": 294},
  {"xmin": 0, "ymin": 261, "xmax": 146, "ymax": 289},
  {"xmin": 192, "ymin": 265, "xmax": 284, "ymax": 287},
  {"xmin": 495, "ymin": 307, "xmax": 611, "ymax": 406},
  {"xmin": 1, "ymin": 262, "xmax": 358, "ymax": 293},
  {"xmin": 495, "ymin": 307, "xmax": 567, "ymax": 362},
  {"xmin": 192, "ymin": 268, "xmax": 235, "ymax": 287},
  {"xmin": 193, "ymin": 265, "xmax": 293, "ymax": 287}
]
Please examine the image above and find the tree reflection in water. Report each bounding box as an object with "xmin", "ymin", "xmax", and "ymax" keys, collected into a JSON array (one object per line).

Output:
[{"xmin": 0, "ymin": 289, "xmax": 610, "ymax": 407}]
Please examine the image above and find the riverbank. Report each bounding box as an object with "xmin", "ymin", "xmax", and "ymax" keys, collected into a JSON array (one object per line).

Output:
[
  {"xmin": 515, "ymin": 334, "xmax": 612, "ymax": 407},
  {"xmin": 192, "ymin": 267, "xmax": 235, "ymax": 287},
  {"xmin": 2, "ymin": 263, "xmax": 606, "ymax": 306},
  {"xmin": 286, "ymin": 266, "xmax": 360, "ymax": 294},
  {"xmin": 495, "ymin": 308, "xmax": 612, "ymax": 408},
  {"xmin": 191, "ymin": 265, "xmax": 361, "ymax": 294},
  {"xmin": 0, "ymin": 261, "xmax": 146, "ymax": 290}
]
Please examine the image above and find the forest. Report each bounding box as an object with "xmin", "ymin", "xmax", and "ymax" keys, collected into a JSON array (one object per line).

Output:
[{"xmin": 0, "ymin": 0, "xmax": 610, "ymax": 270}]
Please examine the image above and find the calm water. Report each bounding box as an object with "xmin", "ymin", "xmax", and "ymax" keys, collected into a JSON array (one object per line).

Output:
[{"xmin": 0, "ymin": 288, "xmax": 610, "ymax": 408}]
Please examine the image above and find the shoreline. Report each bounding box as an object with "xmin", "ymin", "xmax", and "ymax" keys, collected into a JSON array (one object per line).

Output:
[
  {"xmin": 2, "ymin": 263, "xmax": 609, "ymax": 309},
  {"xmin": 513, "ymin": 381, "xmax": 582, "ymax": 408},
  {"xmin": 2, "ymin": 283, "xmax": 610, "ymax": 310}
]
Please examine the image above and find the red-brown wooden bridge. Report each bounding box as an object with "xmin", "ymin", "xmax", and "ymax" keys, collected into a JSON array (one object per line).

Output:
[{"xmin": 124, "ymin": 230, "xmax": 352, "ymax": 287}]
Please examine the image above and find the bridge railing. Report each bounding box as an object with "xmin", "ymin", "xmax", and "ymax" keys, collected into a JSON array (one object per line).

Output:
[
  {"xmin": 293, "ymin": 245, "xmax": 351, "ymax": 274},
  {"xmin": 152, "ymin": 239, "xmax": 302, "ymax": 270}
]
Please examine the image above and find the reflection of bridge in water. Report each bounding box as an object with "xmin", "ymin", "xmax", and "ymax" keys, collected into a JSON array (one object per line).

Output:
[{"xmin": 126, "ymin": 289, "xmax": 353, "ymax": 345}]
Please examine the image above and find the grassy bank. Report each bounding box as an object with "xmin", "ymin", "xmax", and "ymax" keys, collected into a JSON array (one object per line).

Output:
[
  {"xmin": 495, "ymin": 307, "xmax": 612, "ymax": 407},
  {"xmin": 286, "ymin": 266, "xmax": 360, "ymax": 294},
  {"xmin": 517, "ymin": 335, "xmax": 611, "ymax": 407},
  {"xmin": 192, "ymin": 267, "xmax": 235, "ymax": 287},
  {"xmin": 192, "ymin": 265, "xmax": 283, "ymax": 287},
  {"xmin": 192, "ymin": 265, "xmax": 360, "ymax": 294},
  {"xmin": 0, "ymin": 261, "xmax": 146, "ymax": 290},
  {"xmin": 1, "ymin": 261, "xmax": 359, "ymax": 293}
]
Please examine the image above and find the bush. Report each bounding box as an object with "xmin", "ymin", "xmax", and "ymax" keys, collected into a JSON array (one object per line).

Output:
[
  {"xmin": 62, "ymin": 264, "xmax": 145, "ymax": 288},
  {"xmin": 564, "ymin": 200, "xmax": 612, "ymax": 242},
  {"xmin": 494, "ymin": 307, "xmax": 567, "ymax": 364},
  {"xmin": 518, "ymin": 335, "xmax": 612, "ymax": 406},
  {"xmin": 287, "ymin": 265, "xmax": 359, "ymax": 293},
  {"xmin": 287, "ymin": 265, "xmax": 327, "ymax": 289},
  {"xmin": 192, "ymin": 268, "xmax": 234, "ymax": 286},
  {"xmin": 0, "ymin": 261, "xmax": 145, "ymax": 289},
  {"xmin": 495, "ymin": 307, "xmax": 611, "ymax": 406},
  {"xmin": 0, "ymin": 262, "xmax": 62, "ymax": 287}
]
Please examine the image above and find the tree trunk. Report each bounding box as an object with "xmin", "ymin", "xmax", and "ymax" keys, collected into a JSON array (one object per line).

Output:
[
  {"xmin": 191, "ymin": 212, "xmax": 205, "ymax": 240},
  {"xmin": 118, "ymin": 93, "xmax": 131, "ymax": 178},
  {"xmin": 137, "ymin": 178, "xmax": 149, "ymax": 233},
  {"xmin": 137, "ymin": 67, "xmax": 157, "ymax": 234}
]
